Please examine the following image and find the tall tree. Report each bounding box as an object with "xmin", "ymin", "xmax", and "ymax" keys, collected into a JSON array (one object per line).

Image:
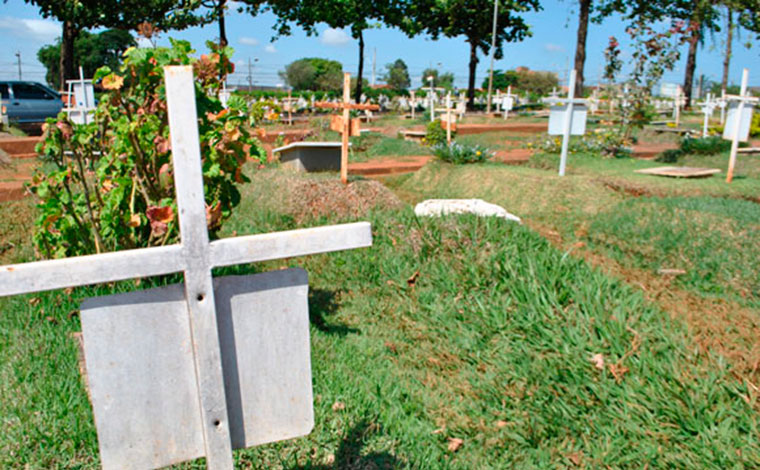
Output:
[
  {"xmin": 26, "ymin": 0, "xmax": 207, "ymax": 88},
  {"xmin": 573, "ymin": 0, "xmax": 592, "ymax": 96},
  {"xmin": 262, "ymin": 0, "xmax": 419, "ymax": 103},
  {"xmin": 413, "ymin": 0, "xmax": 541, "ymax": 109},
  {"xmin": 383, "ymin": 59, "xmax": 411, "ymax": 90},
  {"xmin": 37, "ymin": 29, "xmax": 136, "ymax": 88}
]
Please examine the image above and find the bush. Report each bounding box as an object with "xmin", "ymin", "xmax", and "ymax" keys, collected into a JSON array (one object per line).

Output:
[
  {"xmin": 433, "ymin": 142, "xmax": 491, "ymax": 164},
  {"xmin": 528, "ymin": 127, "xmax": 631, "ymax": 158},
  {"xmin": 31, "ymin": 39, "xmax": 265, "ymax": 258},
  {"xmin": 680, "ymin": 136, "xmax": 731, "ymax": 155},
  {"xmin": 424, "ymin": 119, "xmax": 448, "ymax": 146}
]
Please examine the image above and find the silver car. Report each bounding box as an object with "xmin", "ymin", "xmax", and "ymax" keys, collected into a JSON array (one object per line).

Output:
[{"xmin": 0, "ymin": 81, "xmax": 64, "ymax": 124}]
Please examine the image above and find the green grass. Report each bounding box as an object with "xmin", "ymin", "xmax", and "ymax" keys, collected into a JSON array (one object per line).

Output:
[
  {"xmin": 2, "ymin": 167, "xmax": 760, "ymax": 468},
  {"xmin": 588, "ymin": 196, "xmax": 760, "ymax": 308}
]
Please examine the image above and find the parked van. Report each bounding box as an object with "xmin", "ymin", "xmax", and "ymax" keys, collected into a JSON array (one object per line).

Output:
[{"xmin": 0, "ymin": 81, "xmax": 64, "ymax": 124}]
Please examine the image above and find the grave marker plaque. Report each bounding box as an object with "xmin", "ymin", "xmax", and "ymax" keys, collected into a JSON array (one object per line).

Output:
[{"xmin": 0, "ymin": 66, "xmax": 373, "ymax": 470}]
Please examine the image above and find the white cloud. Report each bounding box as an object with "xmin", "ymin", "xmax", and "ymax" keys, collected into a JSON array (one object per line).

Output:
[
  {"xmin": 238, "ymin": 36, "xmax": 259, "ymax": 46},
  {"xmin": 320, "ymin": 28, "xmax": 351, "ymax": 47},
  {"xmin": 264, "ymin": 44, "xmax": 277, "ymax": 53},
  {"xmin": 544, "ymin": 43, "xmax": 566, "ymax": 53},
  {"xmin": 0, "ymin": 16, "xmax": 60, "ymax": 42}
]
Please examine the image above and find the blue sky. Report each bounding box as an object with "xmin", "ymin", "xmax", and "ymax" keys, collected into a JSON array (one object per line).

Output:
[{"xmin": 0, "ymin": 0, "xmax": 757, "ymax": 90}]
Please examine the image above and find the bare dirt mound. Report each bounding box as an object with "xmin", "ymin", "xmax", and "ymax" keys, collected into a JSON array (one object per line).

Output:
[{"xmin": 286, "ymin": 176, "xmax": 403, "ymax": 222}]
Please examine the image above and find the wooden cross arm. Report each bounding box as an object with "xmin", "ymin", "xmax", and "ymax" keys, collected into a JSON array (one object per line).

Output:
[
  {"xmin": 724, "ymin": 94, "xmax": 759, "ymax": 103},
  {"xmin": 314, "ymin": 102, "xmax": 380, "ymax": 111},
  {"xmin": 0, "ymin": 222, "xmax": 372, "ymax": 297}
]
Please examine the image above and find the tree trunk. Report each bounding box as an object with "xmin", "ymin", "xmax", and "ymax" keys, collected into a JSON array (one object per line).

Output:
[
  {"xmin": 467, "ymin": 39, "xmax": 479, "ymax": 110},
  {"xmin": 573, "ymin": 0, "xmax": 591, "ymax": 97},
  {"xmin": 218, "ymin": 0, "xmax": 228, "ymax": 46},
  {"xmin": 59, "ymin": 20, "xmax": 79, "ymax": 91},
  {"xmin": 721, "ymin": 8, "xmax": 733, "ymax": 93},
  {"xmin": 354, "ymin": 29, "xmax": 364, "ymax": 103},
  {"xmin": 683, "ymin": 20, "xmax": 700, "ymax": 108}
]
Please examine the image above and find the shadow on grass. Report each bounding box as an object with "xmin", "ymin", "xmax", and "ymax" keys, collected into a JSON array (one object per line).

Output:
[
  {"xmin": 290, "ymin": 421, "xmax": 400, "ymax": 470},
  {"xmin": 308, "ymin": 288, "xmax": 359, "ymax": 336}
]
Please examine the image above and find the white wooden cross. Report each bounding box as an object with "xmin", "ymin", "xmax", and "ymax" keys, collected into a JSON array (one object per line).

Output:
[
  {"xmin": 65, "ymin": 66, "xmax": 96, "ymax": 125},
  {"xmin": 501, "ymin": 85, "xmax": 518, "ymax": 120},
  {"xmin": 0, "ymin": 66, "xmax": 373, "ymax": 470},
  {"xmin": 723, "ymin": 68, "xmax": 757, "ymax": 183},
  {"xmin": 545, "ymin": 70, "xmax": 588, "ymax": 176},
  {"xmin": 314, "ymin": 72, "xmax": 379, "ymax": 184},
  {"xmin": 409, "ymin": 90, "xmax": 417, "ymax": 120},
  {"xmin": 427, "ymin": 76, "xmax": 436, "ymax": 122},
  {"xmin": 673, "ymin": 85, "xmax": 685, "ymax": 127},
  {"xmin": 699, "ymin": 92, "xmax": 717, "ymax": 138},
  {"xmin": 437, "ymin": 92, "xmax": 456, "ymax": 145}
]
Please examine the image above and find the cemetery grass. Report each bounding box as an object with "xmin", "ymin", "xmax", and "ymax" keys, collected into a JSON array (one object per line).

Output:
[
  {"xmin": 1, "ymin": 168, "xmax": 759, "ymax": 468},
  {"xmin": 387, "ymin": 156, "xmax": 760, "ymax": 379}
]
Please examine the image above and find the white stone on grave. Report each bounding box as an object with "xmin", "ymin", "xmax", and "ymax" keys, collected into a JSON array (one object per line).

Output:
[
  {"xmin": 0, "ymin": 66, "xmax": 373, "ymax": 470},
  {"xmin": 414, "ymin": 199, "xmax": 521, "ymax": 223}
]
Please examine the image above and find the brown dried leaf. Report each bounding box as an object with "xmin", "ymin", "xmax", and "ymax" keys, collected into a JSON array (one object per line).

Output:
[
  {"xmin": 589, "ymin": 353, "xmax": 605, "ymax": 370},
  {"xmin": 447, "ymin": 437, "xmax": 463, "ymax": 452},
  {"xmin": 407, "ymin": 270, "xmax": 420, "ymax": 287},
  {"xmin": 331, "ymin": 401, "xmax": 345, "ymax": 412}
]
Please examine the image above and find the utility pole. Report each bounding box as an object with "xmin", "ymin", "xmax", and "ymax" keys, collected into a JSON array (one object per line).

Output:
[
  {"xmin": 247, "ymin": 58, "xmax": 252, "ymax": 90},
  {"xmin": 15, "ymin": 51, "xmax": 22, "ymax": 80},
  {"xmin": 371, "ymin": 48, "xmax": 376, "ymax": 87},
  {"xmin": 486, "ymin": 0, "xmax": 498, "ymax": 114}
]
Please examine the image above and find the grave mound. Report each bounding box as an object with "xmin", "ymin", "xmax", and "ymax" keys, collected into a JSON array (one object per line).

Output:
[{"xmin": 275, "ymin": 173, "xmax": 402, "ymax": 222}]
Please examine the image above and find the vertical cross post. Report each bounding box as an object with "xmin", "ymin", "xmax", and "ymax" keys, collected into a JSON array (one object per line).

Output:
[
  {"xmin": 410, "ymin": 90, "xmax": 416, "ymax": 120},
  {"xmin": 341, "ymin": 73, "xmax": 350, "ymax": 184},
  {"xmin": 165, "ymin": 66, "xmax": 235, "ymax": 470},
  {"xmin": 288, "ymin": 88, "xmax": 293, "ymax": 126},
  {"xmin": 726, "ymin": 69, "xmax": 750, "ymax": 183},
  {"xmin": 446, "ymin": 92, "xmax": 453, "ymax": 145},
  {"xmin": 720, "ymin": 89, "xmax": 727, "ymax": 125},
  {"xmin": 701, "ymin": 92, "xmax": 713, "ymax": 138},
  {"xmin": 674, "ymin": 86, "xmax": 682, "ymax": 127},
  {"xmin": 428, "ymin": 77, "xmax": 435, "ymax": 122},
  {"xmin": 559, "ymin": 70, "xmax": 577, "ymax": 177}
]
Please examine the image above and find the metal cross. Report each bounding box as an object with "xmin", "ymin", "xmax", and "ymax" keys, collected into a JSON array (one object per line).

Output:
[
  {"xmin": 0, "ymin": 66, "xmax": 373, "ymax": 469},
  {"xmin": 544, "ymin": 70, "xmax": 588, "ymax": 176}
]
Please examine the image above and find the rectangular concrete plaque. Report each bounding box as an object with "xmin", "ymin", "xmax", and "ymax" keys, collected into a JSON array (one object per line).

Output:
[
  {"xmin": 548, "ymin": 105, "xmax": 587, "ymax": 136},
  {"xmin": 80, "ymin": 268, "xmax": 314, "ymax": 470}
]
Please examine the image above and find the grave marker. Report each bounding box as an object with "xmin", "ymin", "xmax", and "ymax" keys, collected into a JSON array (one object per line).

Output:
[
  {"xmin": 0, "ymin": 66, "xmax": 373, "ymax": 470},
  {"xmin": 699, "ymin": 92, "xmax": 716, "ymax": 138},
  {"xmin": 315, "ymin": 72, "xmax": 379, "ymax": 184},
  {"xmin": 65, "ymin": 67, "xmax": 96, "ymax": 125},
  {"xmin": 501, "ymin": 86, "xmax": 517, "ymax": 120},
  {"xmin": 723, "ymin": 68, "xmax": 757, "ymax": 183},
  {"xmin": 545, "ymin": 70, "xmax": 588, "ymax": 176},
  {"xmin": 410, "ymin": 90, "xmax": 417, "ymax": 119}
]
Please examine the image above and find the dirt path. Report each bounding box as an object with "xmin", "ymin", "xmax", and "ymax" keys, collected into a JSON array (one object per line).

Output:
[{"xmin": 631, "ymin": 142, "xmax": 678, "ymax": 159}]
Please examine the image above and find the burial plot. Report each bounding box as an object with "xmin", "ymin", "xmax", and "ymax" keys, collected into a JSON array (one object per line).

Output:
[
  {"xmin": 545, "ymin": 70, "xmax": 588, "ymax": 176},
  {"xmin": 274, "ymin": 141, "xmax": 346, "ymax": 172},
  {"xmin": 723, "ymin": 68, "xmax": 758, "ymax": 183},
  {"xmin": 0, "ymin": 66, "xmax": 373, "ymax": 470},
  {"xmin": 315, "ymin": 72, "xmax": 379, "ymax": 184}
]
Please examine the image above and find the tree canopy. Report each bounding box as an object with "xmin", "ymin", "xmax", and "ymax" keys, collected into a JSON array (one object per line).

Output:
[
  {"xmin": 37, "ymin": 29, "xmax": 136, "ymax": 89},
  {"xmin": 279, "ymin": 57, "xmax": 344, "ymax": 92},
  {"xmin": 412, "ymin": 0, "xmax": 541, "ymax": 108},
  {"xmin": 421, "ymin": 67, "xmax": 456, "ymax": 90},
  {"xmin": 383, "ymin": 59, "xmax": 411, "ymax": 91}
]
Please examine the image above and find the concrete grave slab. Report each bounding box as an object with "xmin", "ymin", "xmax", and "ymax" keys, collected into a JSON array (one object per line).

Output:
[
  {"xmin": 273, "ymin": 142, "xmax": 351, "ymax": 172},
  {"xmin": 635, "ymin": 166, "xmax": 721, "ymax": 178}
]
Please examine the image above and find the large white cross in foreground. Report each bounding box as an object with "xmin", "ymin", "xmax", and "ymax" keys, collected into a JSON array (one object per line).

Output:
[
  {"xmin": 723, "ymin": 68, "xmax": 758, "ymax": 183},
  {"xmin": 545, "ymin": 70, "xmax": 588, "ymax": 176},
  {"xmin": 0, "ymin": 66, "xmax": 372, "ymax": 469}
]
